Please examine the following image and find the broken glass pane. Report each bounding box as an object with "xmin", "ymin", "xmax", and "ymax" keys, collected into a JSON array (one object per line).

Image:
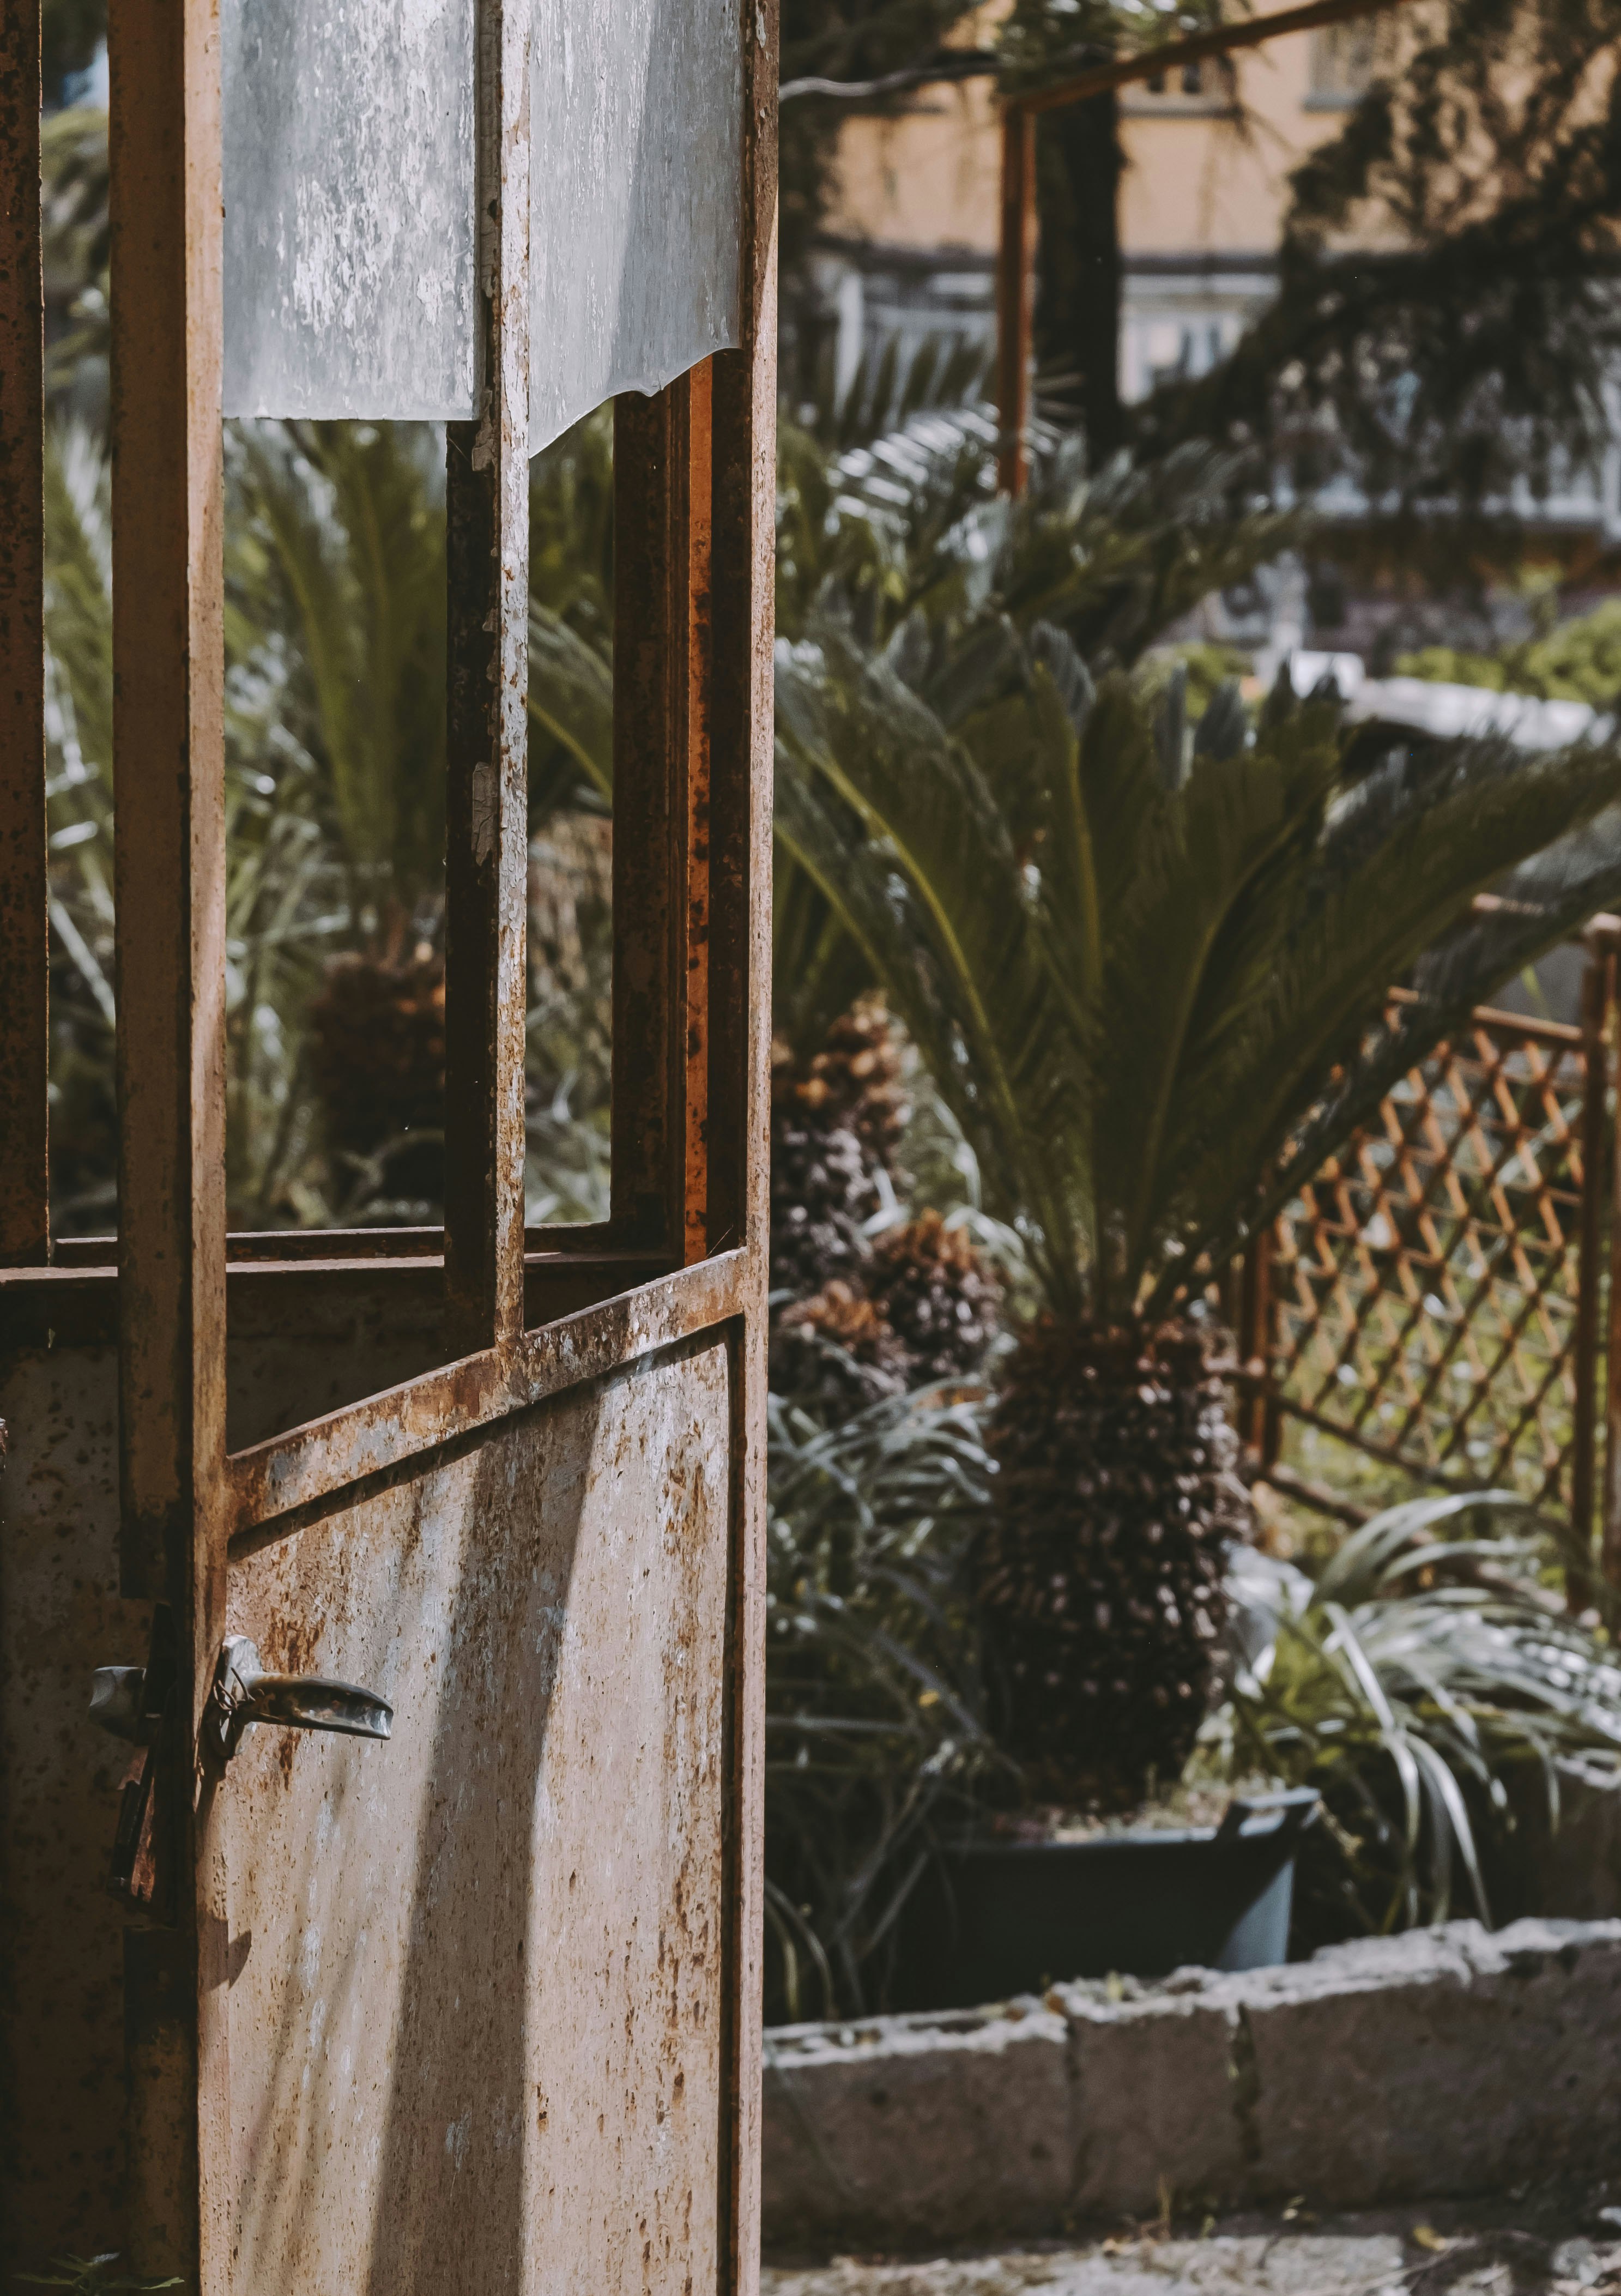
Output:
[
  {"xmin": 222, "ymin": 0, "xmax": 478, "ymax": 421},
  {"xmin": 528, "ymin": 0, "xmax": 743, "ymax": 452}
]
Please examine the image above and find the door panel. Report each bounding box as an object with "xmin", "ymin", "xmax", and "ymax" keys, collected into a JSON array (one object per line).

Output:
[{"xmin": 225, "ymin": 1336, "xmax": 733, "ymax": 2293}]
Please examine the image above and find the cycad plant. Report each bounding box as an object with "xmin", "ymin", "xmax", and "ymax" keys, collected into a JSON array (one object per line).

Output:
[
  {"xmin": 1213, "ymin": 1493, "xmax": 1621, "ymax": 1943},
  {"xmin": 776, "ymin": 596, "xmax": 1621, "ymax": 1808}
]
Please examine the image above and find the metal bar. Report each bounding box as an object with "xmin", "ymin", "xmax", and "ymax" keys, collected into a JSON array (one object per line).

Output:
[
  {"xmin": 708, "ymin": 252, "xmax": 775, "ymax": 1266},
  {"xmin": 613, "ymin": 388, "xmax": 679, "ymax": 1246},
  {"xmin": 1018, "ymin": 0, "xmax": 1423, "ymax": 116},
  {"xmin": 0, "ymin": 0, "xmax": 47, "ymax": 1266},
  {"xmin": 108, "ymin": 0, "xmax": 229, "ymax": 2269},
  {"xmin": 711, "ymin": 0, "xmax": 773, "ymax": 2275},
  {"xmin": 442, "ymin": 0, "xmax": 531, "ymax": 1354},
  {"xmin": 0, "ymin": 1248, "xmax": 675, "ymax": 1349},
  {"xmin": 1571, "ymin": 946, "xmax": 1611, "ymax": 1604},
  {"xmin": 1236, "ymin": 1376, "xmax": 1487, "ymax": 1495},
  {"xmin": 1605, "ymin": 956, "xmax": 1621, "ymax": 1589},
  {"xmin": 1256, "ymin": 1460, "xmax": 1372, "ymax": 1528},
  {"xmin": 224, "ymin": 1247, "xmax": 752, "ymax": 1545},
  {"xmin": 995, "ymin": 102, "xmax": 1034, "ymax": 499},
  {"xmin": 1385, "ymin": 984, "xmax": 1585, "ymax": 1049},
  {"xmin": 677, "ymin": 361, "xmax": 714, "ymax": 1267}
]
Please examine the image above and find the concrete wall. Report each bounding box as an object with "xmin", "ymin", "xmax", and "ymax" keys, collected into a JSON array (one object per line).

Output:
[{"xmin": 763, "ymin": 1918, "xmax": 1621, "ymax": 2253}]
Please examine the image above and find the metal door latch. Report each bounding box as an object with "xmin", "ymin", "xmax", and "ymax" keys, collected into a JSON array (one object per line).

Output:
[
  {"xmin": 92, "ymin": 1631, "xmax": 392, "ymax": 1772},
  {"xmin": 203, "ymin": 1635, "xmax": 392, "ymax": 1765},
  {"xmin": 89, "ymin": 1604, "xmax": 180, "ymax": 1904}
]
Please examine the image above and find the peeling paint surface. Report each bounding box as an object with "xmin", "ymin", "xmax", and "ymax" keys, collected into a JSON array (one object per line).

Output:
[
  {"xmin": 226, "ymin": 1338, "xmax": 731, "ymax": 2292},
  {"xmin": 528, "ymin": 0, "xmax": 743, "ymax": 449},
  {"xmin": 222, "ymin": 0, "xmax": 477, "ymax": 417}
]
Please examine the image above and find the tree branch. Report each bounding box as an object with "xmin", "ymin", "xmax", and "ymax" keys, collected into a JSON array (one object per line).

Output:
[{"xmin": 780, "ymin": 0, "xmax": 1424, "ymax": 111}]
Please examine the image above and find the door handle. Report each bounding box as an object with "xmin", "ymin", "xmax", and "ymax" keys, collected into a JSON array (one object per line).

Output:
[
  {"xmin": 92, "ymin": 1632, "xmax": 391, "ymax": 1772},
  {"xmin": 204, "ymin": 1635, "xmax": 393, "ymax": 1764}
]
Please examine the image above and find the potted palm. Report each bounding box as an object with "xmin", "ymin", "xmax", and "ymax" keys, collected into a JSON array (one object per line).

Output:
[{"xmin": 773, "ymin": 581, "xmax": 1621, "ymax": 1993}]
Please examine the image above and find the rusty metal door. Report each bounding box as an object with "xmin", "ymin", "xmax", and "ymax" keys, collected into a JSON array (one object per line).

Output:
[{"xmin": 0, "ymin": 0, "xmax": 778, "ymax": 2277}]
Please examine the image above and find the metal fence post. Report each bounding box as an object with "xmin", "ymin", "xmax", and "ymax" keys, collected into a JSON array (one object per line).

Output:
[
  {"xmin": 1599, "ymin": 928, "xmax": 1621, "ymax": 1600},
  {"xmin": 1572, "ymin": 934, "xmax": 1613, "ymax": 1607}
]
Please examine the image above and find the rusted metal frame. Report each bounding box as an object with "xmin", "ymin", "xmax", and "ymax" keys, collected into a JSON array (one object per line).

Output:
[
  {"xmin": 709, "ymin": 0, "xmax": 774, "ymax": 2268},
  {"xmin": 1375, "ymin": 1156, "xmax": 1528, "ymax": 1458},
  {"xmin": 0, "ymin": 0, "xmax": 46, "ymax": 1266},
  {"xmin": 0, "ymin": 1248, "xmax": 677, "ymax": 1350},
  {"xmin": 613, "ymin": 389, "xmax": 680, "ymax": 1248},
  {"xmin": 1246, "ymin": 1374, "xmax": 1495, "ymax": 1497},
  {"xmin": 1605, "ymin": 958, "xmax": 1621, "ymax": 1589},
  {"xmin": 1393, "ymin": 1224, "xmax": 1530, "ymax": 1460},
  {"xmin": 443, "ymin": 0, "xmax": 531, "ymax": 1355},
  {"xmin": 611, "ymin": 358, "xmax": 717, "ymax": 1262},
  {"xmin": 1386, "ymin": 982, "xmax": 1584, "ymax": 1050},
  {"xmin": 1293, "ymin": 1077, "xmax": 1451, "ymax": 1423},
  {"xmin": 1412, "ymin": 1231, "xmax": 1567, "ymax": 1476},
  {"xmin": 676, "ymin": 361, "xmax": 715, "ymax": 1267},
  {"xmin": 48, "ymin": 1222, "xmax": 667, "ymax": 1267},
  {"xmin": 1434, "ymin": 1269, "xmax": 1574, "ymax": 1484},
  {"xmin": 994, "ymin": 102, "xmax": 1035, "ymax": 499},
  {"xmin": 1301, "ymin": 1077, "xmax": 1454, "ymax": 1417},
  {"xmin": 108, "ymin": 0, "xmax": 229, "ymax": 2270},
  {"xmin": 223, "ymin": 1246, "xmax": 751, "ymax": 1545},
  {"xmin": 1308, "ymin": 1037, "xmax": 1564, "ymax": 1460},
  {"xmin": 1568, "ymin": 947, "xmax": 1609, "ymax": 1599},
  {"xmin": 1475, "ymin": 1319, "xmax": 1581, "ymax": 1495}
]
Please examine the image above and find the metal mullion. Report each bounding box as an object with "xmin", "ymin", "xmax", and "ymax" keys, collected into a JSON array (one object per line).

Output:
[
  {"xmin": 443, "ymin": 0, "xmax": 531, "ymax": 1354},
  {"xmin": 712, "ymin": 0, "xmax": 775, "ymax": 2280},
  {"xmin": 613, "ymin": 366, "xmax": 713, "ymax": 1259},
  {"xmin": 0, "ymin": 0, "xmax": 47, "ymax": 1266},
  {"xmin": 108, "ymin": 0, "xmax": 229, "ymax": 2271},
  {"xmin": 677, "ymin": 361, "xmax": 714, "ymax": 1267}
]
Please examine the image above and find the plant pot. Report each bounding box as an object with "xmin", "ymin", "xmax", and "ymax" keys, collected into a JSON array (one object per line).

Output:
[{"xmin": 891, "ymin": 1789, "xmax": 1320, "ymax": 2011}]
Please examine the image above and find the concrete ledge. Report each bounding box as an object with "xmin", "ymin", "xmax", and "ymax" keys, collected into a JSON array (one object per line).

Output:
[
  {"xmin": 761, "ymin": 1918, "xmax": 1621, "ymax": 2253},
  {"xmin": 763, "ymin": 2002, "xmax": 1074, "ymax": 2249}
]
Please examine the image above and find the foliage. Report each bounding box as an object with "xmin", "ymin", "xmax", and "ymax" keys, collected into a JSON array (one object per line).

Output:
[
  {"xmin": 764, "ymin": 1380, "xmax": 1001, "ymax": 2018},
  {"xmin": 43, "ymin": 416, "xmax": 613, "ymax": 1231},
  {"xmin": 41, "ymin": 106, "xmax": 109, "ymax": 416},
  {"xmin": 776, "ymin": 589, "xmax": 1621, "ymax": 1320},
  {"xmin": 1209, "ymin": 1493, "xmax": 1621, "ymax": 1940},
  {"xmin": 772, "ymin": 408, "xmax": 1302, "ymax": 1067},
  {"xmin": 16, "ymin": 2258, "xmax": 182, "ymax": 2293},
  {"xmin": 1396, "ymin": 595, "xmax": 1621, "ymax": 711},
  {"xmin": 1136, "ymin": 0, "xmax": 1621, "ymax": 554}
]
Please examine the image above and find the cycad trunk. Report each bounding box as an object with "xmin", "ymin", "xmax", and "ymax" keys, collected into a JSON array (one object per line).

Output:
[{"xmin": 972, "ymin": 1318, "xmax": 1246, "ymax": 1812}]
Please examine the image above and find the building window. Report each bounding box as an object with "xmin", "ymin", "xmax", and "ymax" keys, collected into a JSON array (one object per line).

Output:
[
  {"xmin": 1130, "ymin": 52, "xmax": 1231, "ymax": 110},
  {"xmin": 1308, "ymin": 19, "xmax": 1376, "ymax": 106}
]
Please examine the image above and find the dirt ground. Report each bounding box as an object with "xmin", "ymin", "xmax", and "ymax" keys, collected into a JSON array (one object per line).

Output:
[{"xmin": 763, "ymin": 2194, "xmax": 1621, "ymax": 2296}]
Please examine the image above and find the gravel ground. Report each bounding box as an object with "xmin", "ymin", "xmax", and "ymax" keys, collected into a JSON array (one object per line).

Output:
[{"xmin": 764, "ymin": 2197, "xmax": 1621, "ymax": 2296}]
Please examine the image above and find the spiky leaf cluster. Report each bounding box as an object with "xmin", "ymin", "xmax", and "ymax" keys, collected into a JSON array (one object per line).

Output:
[{"xmin": 776, "ymin": 605, "xmax": 1621, "ymax": 1320}]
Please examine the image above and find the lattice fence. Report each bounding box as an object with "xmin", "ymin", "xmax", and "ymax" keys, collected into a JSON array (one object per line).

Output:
[{"xmin": 1264, "ymin": 982, "xmax": 1608, "ymax": 1525}]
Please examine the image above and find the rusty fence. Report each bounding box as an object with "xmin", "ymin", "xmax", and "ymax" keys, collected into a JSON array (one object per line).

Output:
[{"xmin": 1239, "ymin": 922, "xmax": 1621, "ymax": 1593}]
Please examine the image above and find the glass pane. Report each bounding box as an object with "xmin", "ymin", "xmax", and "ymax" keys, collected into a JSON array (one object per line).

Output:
[
  {"xmin": 222, "ymin": 0, "xmax": 477, "ymax": 421},
  {"xmin": 528, "ymin": 0, "xmax": 743, "ymax": 452}
]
